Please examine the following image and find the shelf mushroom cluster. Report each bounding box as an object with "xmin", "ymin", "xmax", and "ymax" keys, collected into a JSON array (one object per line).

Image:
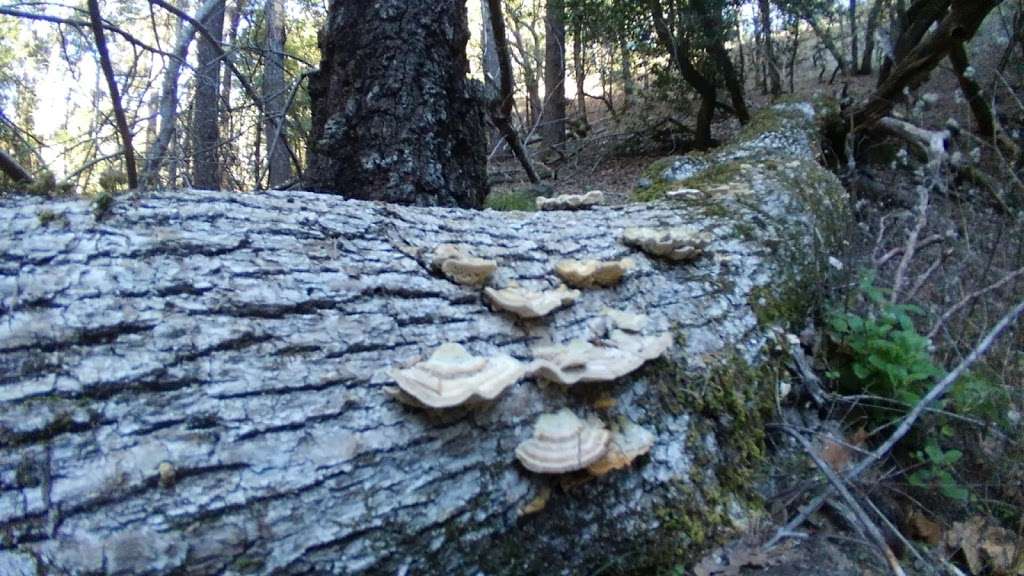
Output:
[{"xmin": 389, "ymin": 226, "xmax": 709, "ymax": 478}]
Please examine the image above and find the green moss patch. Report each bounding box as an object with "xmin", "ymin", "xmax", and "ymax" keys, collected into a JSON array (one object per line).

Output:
[{"xmin": 484, "ymin": 189, "xmax": 537, "ymax": 212}]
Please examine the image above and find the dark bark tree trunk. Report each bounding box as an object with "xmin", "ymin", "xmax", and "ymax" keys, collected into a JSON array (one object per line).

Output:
[
  {"xmin": 736, "ymin": 17, "xmax": 746, "ymax": 93},
  {"xmin": 649, "ymin": 0, "xmax": 718, "ymax": 148},
  {"xmin": 304, "ymin": 0, "xmax": 487, "ymax": 208},
  {"xmin": 218, "ymin": 0, "xmax": 246, "ymax": 188},
  {"xmin": 805, "ymin": 14, "xmax": 849, "ymax": 77},
  {"xmin": 691, "ymin": 0, "xmax": 750, "ymax": 125},
  {"xmin": 573, "ymin": 21, "xmax": 589, "ymax": 130},
  {"xmin": 87, "ymin": 0, "xmax": 138, "ymax": 189},
  {"xmin": 0, "ymin": 149, "xmax": 33, "ymax": 183},
  {"xmin": 542, "ymin": 0, "xmax": 567, "ymax": 152},
  {"xmin": 144, "ymin": 0, "xmax": 219, "ymax": 189},
  {"xmin": 191, "ymin": 0, "xmax": 225, "ymax": 190},
  {"xmin": 480, "ymin": 0, "xmax": 501, "ymax": 91},
  {"xmin": 485, "ymin": 0, "xmax": 539, "ymax": 184},
  {"xmin": 620, "ymin": 33, "xmax": 636, "ymax": 109},
  {"xmin": 948, "ymin": 42, "xmax": 994, "ymax": 139},
  {"xmin": 878, "ymin": 0, "xmax": 947, "ymax": 85},
  {"xmin": 859, "ymin": 0, "xmax": 886, "ymax": 74},
  {"xmin": 0, "ymin": 103, "xmax": 847, "ymax": 575},
  {"xmin": 263, "ymin": 0, "xmax": 292, "ymax": 187},
  {"xmin": 848, "ymin": 0, "xmax": 1000, "ymax": 131},
  {"xmin": 760, "ymin": 0, "xmax": 783, "ymax": 96},
  {"xmin": 788, "ymin": 17, "xmax": 801, "ymax": 92},
  {"xmin": 849, "ymin": 0, "xmax": 859, "ymax": 67}
]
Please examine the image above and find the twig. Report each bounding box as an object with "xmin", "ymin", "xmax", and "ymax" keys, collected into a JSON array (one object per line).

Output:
[
  {"xmin": 891, "ymin": 184, "xmax": 929, "ymax": 302},
  {"xmin": 780, "ymin": 426, "xmax": 907, "ymax": 576},
  {"xmin": 875, "ymin": 232, "xmax": 949, "ymax": 266},
  {"xmin": 928, "ymin": 266, "xmax": 1024, "ymax": 339},
  {"xmin": 906, "ymin": 248, "xmax": 952, "ymax": 301}
]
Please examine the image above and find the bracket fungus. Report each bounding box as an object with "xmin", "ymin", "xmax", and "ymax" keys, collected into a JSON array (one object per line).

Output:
[
  {"xmin": 587, "ymin": 421, "xmax": 656, "ymax": 476},
  {"xmin": 528, "ymin": 332, "xmax": 673, "ymax": 386},
  {"xmin": 620, "ymin": 226, "xmax": 710, "ymax": 262},
  {"xmin": 387, "ymin": 343, "xmax": 525, "ymax": 408},
  {"xmin": 483, "ymin": 285, "xmax": 581, "ymax": 319},
  {"xmin": 554, "ymin": 258, "xmax": 634, "ymax": 288},
  {"xmin": 535, "ymin": 190, "xmax": 605, "ymax": 211},
  {"xmin": 603, "ymin": 308, "xmax": 649, "ymax": 333},
  {"xmin": 515, "ymin": 409, "xmax": 610, "ymax": 473},
  {"xmin": 430, "ymin": 244, "xmax": 498, "ymax": 286}
]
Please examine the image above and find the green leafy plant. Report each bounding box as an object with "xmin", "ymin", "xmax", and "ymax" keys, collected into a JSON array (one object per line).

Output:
[
  {"xmin": 826, "ymin": 275, "xmax": 942, "ymax": 409},
  {"xmin": 907, "ymin": 438, "xmax": 969, "ymax": 501}
]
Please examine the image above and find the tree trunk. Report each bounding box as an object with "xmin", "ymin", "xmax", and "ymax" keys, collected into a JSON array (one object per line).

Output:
[
  {"xmin": 304, "ymin": 0, "xmax": 487, "ymax": 208},
  {"xmin": 573, "ymin": 21, "xmax": 589, "ymax": 130},
  {"xmin": 218, "ymin": 0, "xmax": 246, "ymax": 188},
  {"xmin": 849, "ymin": 0, "xmax": 859, "ymax": 67},
  {"xmin": 485, "ymin": 0, "xmax": 540, "ymax": 184},
  {"xmin": 805, "ymin": 15, "xmax": 849, "ymax": 78},
  {"xmin": 649, "ymin": 0, "xmax": 718, "ymax": 148},
  {"xmin": 859, "ymin": 0, "xmax": 885, "ymax": 74},
  {"xmin": 691, "ymin": 0, "xmax": 750, "ymax": 124},
  {"xmin": 620, "ymin": 33, "xmax": 636, "ymax": 109},
  {"xmin": 760, "ymin": 0, "xmax": 783, "ymax": 96},
  {"xmin": 144, "ymin": 0, "xmax": 221, "ymax": 189},
  {"xmin": 878, "ymin": 0, "xmax": 948, "ymax": 85},
  {"xmin": 87, "ymin": 0, "xmax": 138, "ymax": 189},
  {"xmin": 0, "ymin": 148, "xmax": 33, "ymax": 183},
  {"xmin": 788, "ymin": 18, "xmax": 801, "ymax": 92},
  {"xmin": 480, "ymin": 0, "xmax": 501, "ymax": 91},
  {"xmin": 848, "ymin": 0, "xmax": 1000, "ymax": 131},
  {"xmin": 542, "ymin": 0, "xmax": 566, "ymax": 152},
  {"xmin": 191, "ymin": 0, "xmax": 225, "ymax": 190},
  {"xmin": 948, "ymin": 42, "xmax": 994, "ymax": 139},
  {"xmin": 263, "ymin": 0, "xmax": 292, "ymax": 187},
  {"xmin": 0, "ymin": 103, "xmax": 847, "ymax": 575}
]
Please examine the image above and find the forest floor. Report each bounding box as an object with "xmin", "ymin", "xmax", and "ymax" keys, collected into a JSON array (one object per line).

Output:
[{"xmin": 488, "ymin": 47, "xmax": 1023, "ymax": 575}]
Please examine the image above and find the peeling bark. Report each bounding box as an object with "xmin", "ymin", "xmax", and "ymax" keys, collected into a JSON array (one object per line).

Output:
[{"xmin": 0, "ymin": 104, "xmax": 847, "ymax": 575}]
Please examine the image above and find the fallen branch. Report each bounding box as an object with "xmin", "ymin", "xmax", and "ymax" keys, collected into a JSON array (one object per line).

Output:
[
  {"xmin": 0, "ymin": 149, "xmax": 33, "ymax": 183},
  {"xmin": 779, "ymin": 425, "xmax": 907, "ymax": 576}
]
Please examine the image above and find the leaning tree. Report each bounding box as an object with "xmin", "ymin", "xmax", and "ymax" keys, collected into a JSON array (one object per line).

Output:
[{"xmin": 303, "ymin": 0, "xmax": 488, "ymax": 208}]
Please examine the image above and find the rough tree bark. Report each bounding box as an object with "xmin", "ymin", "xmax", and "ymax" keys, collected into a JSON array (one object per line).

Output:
[
  {"xmin": 878, "ymin": 0, "xmax": 948, "ymax": 85},
  {"xmin": 542, "ymin": 0, "xmax": 567, "ymax": 152},
  {"xmin": 760, "ymin": 0, "xmax": 783, "ymax": 96},
  {"xmin": 485, "ymin": 0, "xmax": 540, "ymax": 184},
  {"xmin": 304, "ymin": 0, "xmax": 487, "ymax": 208},
  {"xmin": 480, "ymin": 0, "xmax": 501, "ymax": 91},
  {"xmin": 650, "ymin": 0, "xmax": 718, "ymax": 148},
  {"xmin": 859, "ymin": 0, "xmax": 886, "ymax": 74},
  {"xmin": 143, "ymin": 0, "xmax": 221, "ymax": 189},
  {"xmin": 849, "ymin": 0, "xmax": 859, "ymax": 67},
  {"xmin": 691, "ymin": 0, "xmax": 750, "ymax": 125},
  {"xmin": 262, "ymin": 0, "xmax": 292, "ymax": 187},
  {"xmin": 191, "ymin": 0, "xmax": 225, "ymax": 190},
  {"xmin": 0, "ymin": 149, "xmax": 33, "ymax": 183},
  {"xmin": 573, "ymin": 21, "xmax": 589, "ymax": 130},
  {"xmin": 0, "ymin": 104, "xmax": 848, "ymax": 574},
  {"xmin": 848, "ymin": 0, "xmax": 1000, "ymax": 131}
]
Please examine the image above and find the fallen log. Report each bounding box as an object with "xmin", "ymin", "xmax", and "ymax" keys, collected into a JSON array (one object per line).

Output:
[{"xmin": 0, "ymin": 103, "xmax": 848, "ymax": 574}]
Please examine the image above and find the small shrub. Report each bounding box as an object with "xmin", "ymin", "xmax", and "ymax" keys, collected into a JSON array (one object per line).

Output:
[{"xmin": 826, "ymin": 275, "xmax": 942, "ymax": 409}]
